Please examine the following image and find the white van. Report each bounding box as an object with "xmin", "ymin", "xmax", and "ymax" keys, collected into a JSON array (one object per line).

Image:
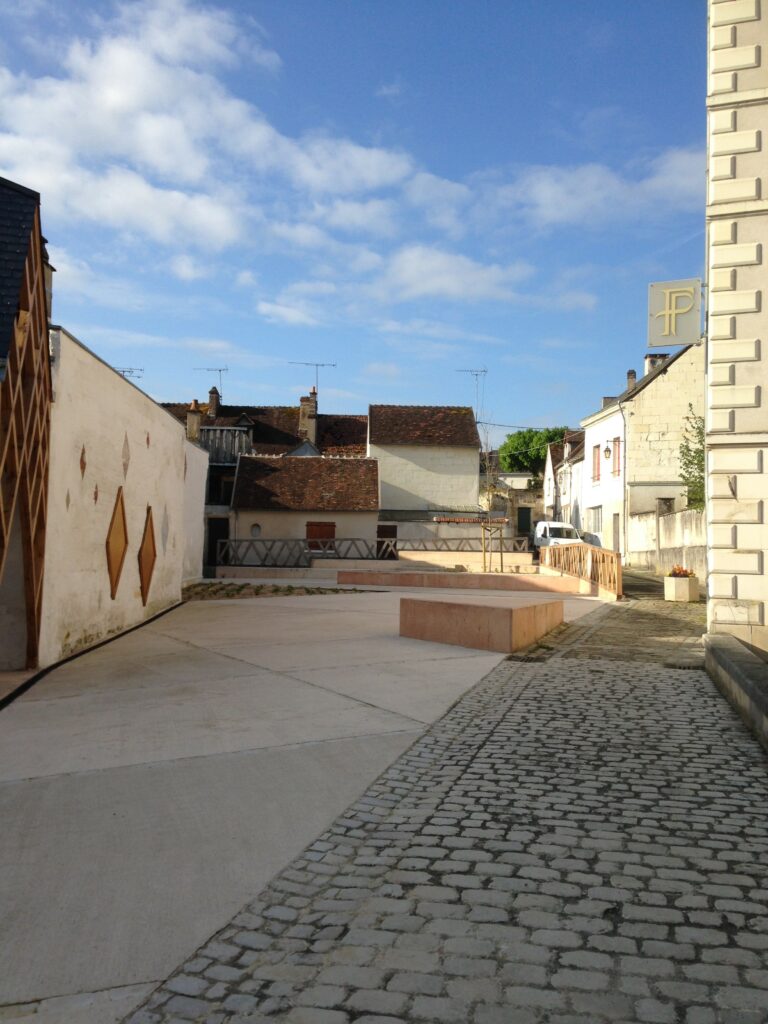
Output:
[{"xmin": 534, "ymin": 521, "xmax": 583, "ymax": 549}]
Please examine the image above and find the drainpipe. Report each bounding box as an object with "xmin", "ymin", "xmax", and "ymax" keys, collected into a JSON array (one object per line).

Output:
[{"xmin": 618, "ymin": 398, "xmax": 628, "ymax": 561}]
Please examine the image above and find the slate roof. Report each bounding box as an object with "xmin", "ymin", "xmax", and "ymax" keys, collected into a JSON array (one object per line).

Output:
[
  {"xmin": 369, "ymin": 405, "xmax": 480, "ymax": 447},
  {"xmin": 0, "ymin": 177, "xmax": 39, "ymax": 360},
  {"xmin": 232, "ymin": 456, "xmax": 379, "ymax": 512}
]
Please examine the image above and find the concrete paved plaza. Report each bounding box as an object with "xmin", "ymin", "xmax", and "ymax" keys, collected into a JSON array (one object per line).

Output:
[
  {"xmin": 123, "ymin": 600, "xmax": 768, "ymax": 1024},
  {"xmin": 0, "ymin": 587, "xmax": 597, "ymax": 1023}
]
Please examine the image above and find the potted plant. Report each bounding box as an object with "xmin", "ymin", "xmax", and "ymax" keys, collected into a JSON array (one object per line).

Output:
[{"xmin": 664, "ymin": 565, "xmax": 699, "ymax": 602}]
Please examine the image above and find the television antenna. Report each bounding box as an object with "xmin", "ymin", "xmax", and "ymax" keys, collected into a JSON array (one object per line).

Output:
[
  {"xmin": 194, "ymin": 366, "xmax": 229, "ymax": 398},
  {"xmin": 289, "ymin": 361, "xmax": 337, "ymax": 392},
  {"xmin": 456, "ymin": 367, "xmax": 487, "ymax": 419},
  {"xmin": 115, "ymin": 367, "xmax": 144, "ymax": 380}
]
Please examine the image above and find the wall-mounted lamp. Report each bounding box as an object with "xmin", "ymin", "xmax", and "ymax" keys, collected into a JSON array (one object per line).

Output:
[{"xmin": 603, "ymin": 444, "xmax": 612, "ymax": 460}]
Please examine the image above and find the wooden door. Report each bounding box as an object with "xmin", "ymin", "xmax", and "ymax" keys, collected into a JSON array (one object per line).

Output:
[{"xmin": 306, "ymin": 521, "xmax": 336, "ymax": 552}]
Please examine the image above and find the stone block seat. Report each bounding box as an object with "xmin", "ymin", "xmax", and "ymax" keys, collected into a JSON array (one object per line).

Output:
[{"xmin": 399, "ymin": 597, "xmax": 564, "ymax": 654}]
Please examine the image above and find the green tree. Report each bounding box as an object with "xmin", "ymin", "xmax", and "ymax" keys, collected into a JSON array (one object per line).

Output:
[
  {"xmin": 679, "ymin": 404, "xmax": 705, "ymax": 510},
  {"xmin": 498, "ymin": 426, "xmax": 568, "ymax": 477}
]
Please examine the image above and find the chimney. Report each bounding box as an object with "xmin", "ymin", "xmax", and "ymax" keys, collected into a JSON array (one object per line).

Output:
[
  {"xmin": 644, "ymin": 353, "xmax": 668, "ymax": 377},
  {"xmin": 186, "ymin": 399, "xmax": 202, "ymax": 441},
  {"xmin": 626, "ymin": 369, "xmax": 637, "ymax": 391},
  {"xmin": 298, "ymin": 386, "xmax": 318, "ymax": 444},
  {"xmin": 208, "ymin": 386, "xmax": 220, "ymax": 419}
]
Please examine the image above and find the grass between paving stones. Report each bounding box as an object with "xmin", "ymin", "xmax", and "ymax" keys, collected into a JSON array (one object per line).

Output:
[{"xmin": 182, "ymin": 581, "xmax": 368, "ymax": 600}]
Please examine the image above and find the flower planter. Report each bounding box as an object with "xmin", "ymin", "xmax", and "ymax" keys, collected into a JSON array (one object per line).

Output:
[{"xmin": 664, "ymin": 576, "xmax": 699, "ymax": 602}]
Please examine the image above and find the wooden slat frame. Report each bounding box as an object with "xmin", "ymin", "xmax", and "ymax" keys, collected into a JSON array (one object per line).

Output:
[{"xmin": 0, "ymin": 205, "xmax": 52, "ymax": 667}]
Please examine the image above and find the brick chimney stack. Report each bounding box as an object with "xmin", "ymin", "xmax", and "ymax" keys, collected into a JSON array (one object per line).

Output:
[
  {"xmin": 626, "ymin": 369, "xmax": 637, "ymax": 390},
  {"xmin": 186, "ymin": 399, "xmax": 202, "ymax": 441},
  {"xmin": 298, "ymin": 386, "xmax": 318, "ymax": 444},
  {"xmin": 208, "ymin": 386, "xmax": 220, "ymax": 419}
]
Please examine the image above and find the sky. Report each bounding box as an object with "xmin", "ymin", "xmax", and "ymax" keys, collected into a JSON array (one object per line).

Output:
[{"xmin": 0, "ymin": 0, "xmax": 706, "ymax": 447}]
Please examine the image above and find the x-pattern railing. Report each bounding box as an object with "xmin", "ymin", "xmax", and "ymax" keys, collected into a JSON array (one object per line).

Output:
[{"xmin": 218, "ymin": 535, "xmax": 528, "ymax": 567}]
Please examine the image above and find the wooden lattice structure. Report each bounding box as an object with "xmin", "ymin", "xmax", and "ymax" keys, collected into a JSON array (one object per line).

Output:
[{"xmin": 0, "ymin": 180, "xmax": 52, "ymax": 668}]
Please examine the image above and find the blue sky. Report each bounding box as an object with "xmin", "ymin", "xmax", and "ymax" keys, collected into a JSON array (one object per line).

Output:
[{"xmin": 0, "ymin": 0, "xmax": 706, "ymax": 446}]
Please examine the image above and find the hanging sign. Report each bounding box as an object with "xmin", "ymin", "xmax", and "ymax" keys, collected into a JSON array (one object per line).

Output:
[{"xmin": 648, "ymin": 279, "xmax": 702, "ymax": 348}]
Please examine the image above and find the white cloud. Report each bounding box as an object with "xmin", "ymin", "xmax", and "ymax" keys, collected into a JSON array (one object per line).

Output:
[
  {"xmin": 404, "ymin": 172, "xmax": 472, "ymax": 237},
  {"xmin": 314, "ymin": 198, "xmax": 398, "ymax": 237},
  {"xmin": 378, "ymin": 318, "xmax": 503, "ymax": 345},
  {"xmin": 376, "ymin": 79, "xmax": 404, "ymax": 100},
  {"xmin": 363, "ymin": 362, "xmax": 401, "ymax": 379},
  {"xmin": 0, "ymin": 0, "xmax": 414, "ymax": 263},
  {"xmin": 47, "ymin": 245, "xmax": 148, "ymax": 310},
  {"xmin": 492, "ymin": 146, "xmax": 704, "ymax": 228},
  {"xmin": 170, "ymin": 253, "xmax": 208, "ymax": 280},
  {"xmin": 257, "ymin": 300, "xmax": 319, "ymax": 326},
  {"xmin": 236, "ymin": 269, "xmax": 257, "ymax": 287},
  {"xmin": 377, "ymin": 245, "xmax": 534, "ymax": 302}
]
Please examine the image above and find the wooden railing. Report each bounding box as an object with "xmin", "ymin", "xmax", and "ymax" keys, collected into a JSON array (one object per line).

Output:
[{"xmin": 540, "ymin": 543, "xmax": 622, "ymax": 597}]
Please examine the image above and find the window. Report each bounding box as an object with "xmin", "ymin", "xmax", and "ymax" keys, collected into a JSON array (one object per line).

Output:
[
  {"xmin": 549, "ymin": 526, "xmax": 579, "ymax": 540},
  {"xmin": 588, "ymin": 506, "xmax": 603, "ymax": 534},
  {"xmin": 592, "ymin": 444, "xmax": 601, "ymax": 482},
  {"xmin": 612, "ymin": 437, "xmax": 621, "ymax": 476},
  {"xmin": 250, "ymin": 523, "xmax": 262, "ymax": 539}
]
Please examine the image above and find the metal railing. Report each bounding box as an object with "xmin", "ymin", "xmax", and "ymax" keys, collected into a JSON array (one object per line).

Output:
[
  {"xmin": 218, "ymin": 537, "xmax": 398, "ymax": 567},
  {"xmin": 217, "ymin": 535, "xmax": 528, "ymax": 568},
  {"xmin": 397, "ymin": 537, "xmax": 529, "ymax": 552},
  {"xmin": 540, "ymin": 542, "xmax": 622, "ymax": 596}
]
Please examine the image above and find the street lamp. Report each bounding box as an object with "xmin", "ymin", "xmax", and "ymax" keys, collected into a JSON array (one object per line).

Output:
[{"xmin": 603, "ymin": 443, "xmax": 612, "ymax": 460}]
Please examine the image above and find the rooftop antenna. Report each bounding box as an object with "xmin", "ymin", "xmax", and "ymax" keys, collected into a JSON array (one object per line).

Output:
[
  {"xmin": 456, "ymin": 367, "xmax": 487, "ymax": 420},
  {"xmin": 115, "ymin": 367, "xmax": 144, "ymax": 380},
  {"xmin": 194, "ymin": 366, "xmax": 229, "ymax": 399},
  {"xmin": 289, "ymin": 361, "xmax": 337, "ymax": 392}
]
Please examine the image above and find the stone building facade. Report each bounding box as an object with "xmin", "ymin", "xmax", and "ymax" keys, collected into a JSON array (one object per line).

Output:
[{"xmin": 706, "ymin": 0, "xmax": 768, "ymax": 653}]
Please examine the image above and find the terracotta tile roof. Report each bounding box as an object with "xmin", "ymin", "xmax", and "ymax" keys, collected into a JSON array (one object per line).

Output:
[
  {"xmin": 162, "ymin": 402, "xmax": 368, "ymax": 456},
  {"xmin": 369, "ymin": 405, "xmax": 480, "ymax": 447},
  {"xmin": 317, "ymin": 413, "xmax": 368, "ymax": 457},
  {"xmin": 0, "ymin": 177, "xmax": 40, "ymax": 360},
  {"xmin": 232, "ymin": 456, "xmax": 379, "ymax": 512},
  {"xmin": 549, "ymin": 442, "xmax": 564, "ymax": 468}
]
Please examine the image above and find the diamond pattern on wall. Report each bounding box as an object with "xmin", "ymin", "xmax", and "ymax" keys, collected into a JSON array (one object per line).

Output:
[
  {"xmin": 106, "ymin": 487, "xmax": 129, "ymax": 600},
  {"xmin": 122, "ymin": 432, "xmax": 131, "ymax": 478},
  {"xmin": 138, "ymin": 506, "xmax": 157, "ymax": 607}
]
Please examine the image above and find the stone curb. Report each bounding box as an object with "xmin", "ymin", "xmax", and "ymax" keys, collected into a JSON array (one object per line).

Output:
[{"xmin": 705, "ymin": 633, "xmax": 768, "ymax": 753}]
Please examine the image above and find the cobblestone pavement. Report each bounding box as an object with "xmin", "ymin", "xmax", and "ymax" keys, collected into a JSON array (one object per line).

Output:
[{"xmin": 124, "ymin": 599, "xmax": 768, "ymax": 1024}]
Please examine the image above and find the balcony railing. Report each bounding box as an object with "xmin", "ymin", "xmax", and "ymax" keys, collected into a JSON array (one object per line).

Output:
[{"xmin": 540, "ymin": 542, "xmax": 622, "ymax": 597}]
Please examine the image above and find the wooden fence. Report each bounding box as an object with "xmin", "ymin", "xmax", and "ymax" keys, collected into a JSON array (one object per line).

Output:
[{"xmin": 540, "ymin": 542, "xmax": 623, "ymax": 597}]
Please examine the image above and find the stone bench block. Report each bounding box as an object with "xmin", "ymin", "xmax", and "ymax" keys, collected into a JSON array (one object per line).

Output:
[{"xmin": 399, "ymin": 597, "xmax": 564, "ymax": 653}]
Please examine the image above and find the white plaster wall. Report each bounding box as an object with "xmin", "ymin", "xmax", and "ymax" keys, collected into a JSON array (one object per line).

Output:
[
  {"xmin": 580, "ymin": 408, "xmax": 625, "ymax": 550},
  {"xmin": 625, "ymin": 345, "xmax": 705, "ymax": 503},
  {"xmin": 232, "ymin": 510, "xmax": 379, "ymax": 541},
  {"xmin": 183, "ymin": 440, "xmax": 208, "ymax": 582},
  {"xmin": 38, "ymin": 329, "xmax": 205, "ymax": 666},
  {"xmin": 370, "ymin": 444, "xmax": 479, "ymax": 510}
]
